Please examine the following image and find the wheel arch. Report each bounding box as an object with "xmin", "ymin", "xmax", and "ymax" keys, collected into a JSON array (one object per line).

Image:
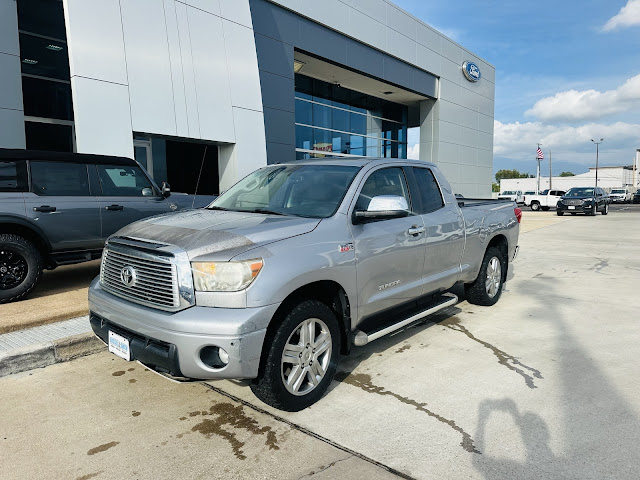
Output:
[
  {"xmin": 273, "ymin": 280, "xmax": 351, "ymax": 355},
  {"xmin": 486, "ymin": 234, "xmax": 508, "ymax": 281},
  {"xmin": 0, "ymin": 216, "xmax": 51, "ymax": 256},
  {"xmin": 254, "ymin": 280, "xmax": 352, "ymax": 383}
]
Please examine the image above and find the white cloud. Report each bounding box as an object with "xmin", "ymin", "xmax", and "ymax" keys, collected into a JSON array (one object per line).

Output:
[
  {"xmin": 525, "ymin": 73, "xmax": 640, "ymax": 122},
  {"xmin": 603, "ymin": 0, "xmax": 640, "ymax": 31},
  {"xmin": 407, "ymin": 143, "xmax": 420, "ymax": 160},
  {"xmin": 494, "ymin": 120, "xmax": 640, "ymax": 162}
]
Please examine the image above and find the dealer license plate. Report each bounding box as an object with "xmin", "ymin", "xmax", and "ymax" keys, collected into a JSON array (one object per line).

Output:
[
  {"xmin": 108, "ymin": 331, "xmax": 131, "ymax": 361},
  {"xmin": 568, "ymin": 206, "xmax": 575, "ymax": 210}
]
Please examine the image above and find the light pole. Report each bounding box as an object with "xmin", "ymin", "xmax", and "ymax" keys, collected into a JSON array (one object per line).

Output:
[{"xmin": 591, "ymin": 138, "xmax": 603, "ymax": 190}]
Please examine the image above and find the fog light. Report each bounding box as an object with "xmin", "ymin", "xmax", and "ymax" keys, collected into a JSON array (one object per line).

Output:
[
  {"xmin": 200, "ymin": 346, "xmax": 229, "ymax": 369},
  {"xmin": 218, "ymin": 348, "xmax": 229, "ymax": 365}
]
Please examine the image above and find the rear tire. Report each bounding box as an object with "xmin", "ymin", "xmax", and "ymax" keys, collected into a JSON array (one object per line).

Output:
[
  {"xmin": 465, "ymin": 247, "xmax": 506, "ymax": 306},
  {"xmin": 557, "ymin": 211, "xmax": 564, "ymax": 216},
  {"xmin": 541, "ymin": 206, "xmax": 550, "ymax": 211},
  {"xmin": 0, "ymin": 234, "xmax": 43, "ymax": 304},
  {"xmin": 602, "ymin": 204, "xmax": 609, "ymax": 215},
  {"xmin": 250, "ymin": 300, "xmax": 341, "ymax": 411},
  {"xmin": 530, "ymin": 202, "xmax": 540, "ymax": 211}
]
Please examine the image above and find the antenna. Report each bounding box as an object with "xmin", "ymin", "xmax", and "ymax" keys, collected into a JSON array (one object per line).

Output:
[{"xmin": 192, "ymin": 145, "xmax": 208, "ymax": 209}]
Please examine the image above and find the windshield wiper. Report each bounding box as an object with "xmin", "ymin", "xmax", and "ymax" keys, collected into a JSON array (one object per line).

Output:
[
  {"xmin": 249, "ymin": 208, "xmax": 288, "ymax": 216},
  {"xmin": 207, "ymin": 206, "xmax": 232, "ymax": 211}
]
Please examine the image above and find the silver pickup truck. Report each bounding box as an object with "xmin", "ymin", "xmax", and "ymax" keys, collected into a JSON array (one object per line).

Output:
[{"xmin": 89, "ymin": 158, "xmax": 521, "ymax": 411}]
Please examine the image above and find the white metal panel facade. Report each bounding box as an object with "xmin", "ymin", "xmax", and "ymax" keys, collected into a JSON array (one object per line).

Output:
[{"xmin": 62, "ymin": 0, "xmax": 266, "ymax": 179}]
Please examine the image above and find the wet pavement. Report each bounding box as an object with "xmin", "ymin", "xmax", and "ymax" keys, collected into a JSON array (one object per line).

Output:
[{"xmin": 1, "ymin": 208, "xmax": 640, "ymax": 479}]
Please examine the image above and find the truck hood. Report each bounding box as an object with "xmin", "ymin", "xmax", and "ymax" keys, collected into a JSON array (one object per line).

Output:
[{"xmin": 113, "ymin": 209, "xmax": 320, "ymax": 261}]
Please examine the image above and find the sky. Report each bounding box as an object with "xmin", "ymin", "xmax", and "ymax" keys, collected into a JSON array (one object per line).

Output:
[{"xmin": 395, "ymin": 0, "xmax": 640, "ymax": 176}]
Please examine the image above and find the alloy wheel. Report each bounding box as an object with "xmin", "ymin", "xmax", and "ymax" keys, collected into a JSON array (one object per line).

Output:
[
  {"xmin": 281, "ymin": 318, "xmax": 332, "ymax": 396},
  {"xmin": 485, "ymin": 256, "xmax": 502, "ymax": 299},
  {"xmin": 0, "ymin": 250, "xmax": 28, "ymax": 290}
]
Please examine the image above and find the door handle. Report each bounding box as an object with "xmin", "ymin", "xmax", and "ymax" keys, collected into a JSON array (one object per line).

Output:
[
  {"xmin": 407, "ymin": 225, "xmax": 425, "ymax": 236},
  {"xmin": 33, "ymin": 206, "xmax": 56, "ymax": 213},
  {"xmin": 105, "ymin": 205, "xmax": 124, "ymax": 211}
]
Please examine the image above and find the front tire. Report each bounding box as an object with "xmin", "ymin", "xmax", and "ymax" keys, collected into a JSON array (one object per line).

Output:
[
  {"xmin": 465, "ymin": 247, "xmax": 506, "ymax": 306},
  {"xmin": 251, "ymin": 300, "xmax": 341, "ymax": 411},
  {"xmin": 0, "ymin": 234, "xmax": 43, "ymax": 304},
  {"xmin": 557, "ymin": 211, "xmax": 564, "ymax": 216},
  {"xmin": 602, "ymin": 204, "xmax": 609, "ymax": 215}
]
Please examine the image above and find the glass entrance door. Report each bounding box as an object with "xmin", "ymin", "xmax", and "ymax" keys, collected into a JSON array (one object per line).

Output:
[{"xmin": 133, "ymin": 139, "xmax": 153, "ymax": 177}]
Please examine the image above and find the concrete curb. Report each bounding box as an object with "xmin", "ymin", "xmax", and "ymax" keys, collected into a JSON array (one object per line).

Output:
[{"xmin": 0, "ymin": 333, "xmax": 106, "ymax": 378}]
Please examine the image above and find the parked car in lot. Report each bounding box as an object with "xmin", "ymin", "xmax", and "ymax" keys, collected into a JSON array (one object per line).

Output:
[
  {"xmin": 557, "ymin": 187, "xmax": 609, "ymax": 216},
  {"xmin": 498, "ymin": 190, "xmax": 524, "ymax": 204},
  {"xmin": 89, "ymin": 158, "xmax": 521, "ymax": 411},
  {"xmin": 524, "ymin": 189, "xmax": 566, "ymax": 211},
  {"xmin": 634, "ymin": 190, "xmax": 640, "ymax": 204},
  {"xmin": 522, "ymin": 190, "xmax": 536, "ymax": 202},
  {"xmin": 609, "ymin": 188, "xmax": 632, "ymax": 203},
  {"xmin": 0, "ymin": 149, "xmax": 215, "ymax": 303}
]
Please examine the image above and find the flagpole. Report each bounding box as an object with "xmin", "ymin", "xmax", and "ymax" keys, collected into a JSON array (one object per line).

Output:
[
  {"xmin": 536, "ymin": 143, "xmax": 543, "ymax": 193},
  {"xmin": 549, "ymin": 150, "xmax": 552, "ymax": 190}
]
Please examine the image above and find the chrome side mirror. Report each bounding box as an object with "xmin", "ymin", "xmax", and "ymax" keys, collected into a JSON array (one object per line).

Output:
[{"xmin": 354, "ymin": 195, "xmax": 409, "ymax": 222}]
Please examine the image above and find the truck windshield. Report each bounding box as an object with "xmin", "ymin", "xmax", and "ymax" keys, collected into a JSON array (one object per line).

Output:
[
  {"xmin": 611, "ymin": 189, "xmax": 625, "ymax": 194},
  {"xmin": 565, "ymin": 188, "xmax": 594, "ymax": 197},
  {"xmin": 208, "ymin": 164, "xmax": 361, "ymax": 218}
]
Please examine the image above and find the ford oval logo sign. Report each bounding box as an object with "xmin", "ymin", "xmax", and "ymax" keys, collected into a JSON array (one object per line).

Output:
[{"xmin": 462, "ymin": 61, "xmax": 481, "ymax": 82}]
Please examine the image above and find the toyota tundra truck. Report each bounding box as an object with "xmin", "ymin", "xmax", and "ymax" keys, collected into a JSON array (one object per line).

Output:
[{"xmin": 89, "ymin": 158, "xmax": 521, "ymax": 411}]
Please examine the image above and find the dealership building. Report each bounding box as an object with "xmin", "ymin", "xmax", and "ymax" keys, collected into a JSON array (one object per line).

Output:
[{"xmin": 0, "ymin": 0, "xmax": 496, "ymax": 196}]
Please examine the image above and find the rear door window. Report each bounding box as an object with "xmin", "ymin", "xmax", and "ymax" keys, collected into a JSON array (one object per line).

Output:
[
  {"xmin": 412, "ymin": 167, "xmax": 444, "ymax": 214},
  {"xmin": 30, "ymin": 161, "xmax": 90, "ymax": 196},
  {"xmin": 0, "ymin": 160, "xmax": 28, "ymax": 192},
  {"xmin": 96, "ymin": 164, "xmax": 155, "ymax": 197}
]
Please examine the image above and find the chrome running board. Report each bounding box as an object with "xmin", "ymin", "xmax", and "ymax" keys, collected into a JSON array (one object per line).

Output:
[{"xmin": 352, "ymin": 293, "xmax": 458, "ymax": 346}]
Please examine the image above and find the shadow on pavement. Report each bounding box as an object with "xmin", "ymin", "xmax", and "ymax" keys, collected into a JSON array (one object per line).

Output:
[
  {"xmin": 472, "ymin": 277, "xmax": 640, "ymax": 479},
  {"xmin": 31, "ymin": 260, "xmax": 101, "ymax": 300}
]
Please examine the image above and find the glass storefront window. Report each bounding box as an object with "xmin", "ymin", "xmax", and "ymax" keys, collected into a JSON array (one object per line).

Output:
[
  {"xmin": 295, "ymin": 98, "xmax": 312, "ymax": 125},
  {"xmin": 18, "ymin": 0, "xmax": 67, "ymax": 40},
  {"xmin": 312, "ymin": 102, "xmax": 332, "ymax": 129},
  {"xmin": 17, "ymin": 0, "xmax": 76, "ymax": 152},
  {"xmin": 22, "ymin": 76, "xmax": 73, "ymax": 120},
  {"xmin": 19, "ymin": 33, "xmax": 70, "ymax": 81},
  {"xmin": 25, "ymin": 122, "xmax": 73, "ymax": 152},
  {"xmin": 294, "ymin": 74, "xmax": 408, "ymax": 159}
]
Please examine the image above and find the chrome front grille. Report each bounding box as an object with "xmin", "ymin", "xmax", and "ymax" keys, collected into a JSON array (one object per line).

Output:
[
  {"xmin": 100, "ymin": 245, "xmax": 180, "ymax": 310},
  {"xmin": 564, "ymin": 199, "xmax": 583, "ymax": 205}
]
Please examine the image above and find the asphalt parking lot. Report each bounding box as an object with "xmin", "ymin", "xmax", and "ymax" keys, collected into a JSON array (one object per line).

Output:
[{"xmin": 1, "ymin": 206, "xmax": 640, "ymax": 479}]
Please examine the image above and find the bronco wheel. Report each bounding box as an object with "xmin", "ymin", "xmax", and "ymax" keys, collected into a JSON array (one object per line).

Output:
[
  {"xmin": 0, "ymin": 234, "xmax": 43, "ymax": 304},
  {"xmin": 465, "ymin": 247, "xmax": 506, "ymax": 306},
  {"xmin": 530, "ymin": 202, "xmax": 541, "ymax": 211},
  {"xmin": 250, "ymin": 300, "xmax": 340, "ymax": 411}
]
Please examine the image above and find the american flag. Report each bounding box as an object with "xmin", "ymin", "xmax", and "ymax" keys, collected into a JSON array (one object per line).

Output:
[{"xmin": 537, "ymin": 147, "xmax": 544, "ymax": 159}]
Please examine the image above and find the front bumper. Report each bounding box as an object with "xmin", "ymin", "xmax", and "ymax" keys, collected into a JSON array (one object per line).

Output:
[
  {"xmin": 88, "ymin": 277, "xmax": 280, "ymax": 379},
  {"xmin": 557, "ymin": 203, "xmax": 594, "ymax": 214}
]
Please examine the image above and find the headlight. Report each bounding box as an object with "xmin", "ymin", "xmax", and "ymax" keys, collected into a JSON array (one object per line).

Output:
[{"xmin": 192, "ymin": 259, "xmax": 263, "ymax": 292}]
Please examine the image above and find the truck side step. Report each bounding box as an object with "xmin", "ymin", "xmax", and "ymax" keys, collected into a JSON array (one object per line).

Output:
[{"xmin": 352, "ymin": 293, "xmax": 458, "ymax": 346}]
